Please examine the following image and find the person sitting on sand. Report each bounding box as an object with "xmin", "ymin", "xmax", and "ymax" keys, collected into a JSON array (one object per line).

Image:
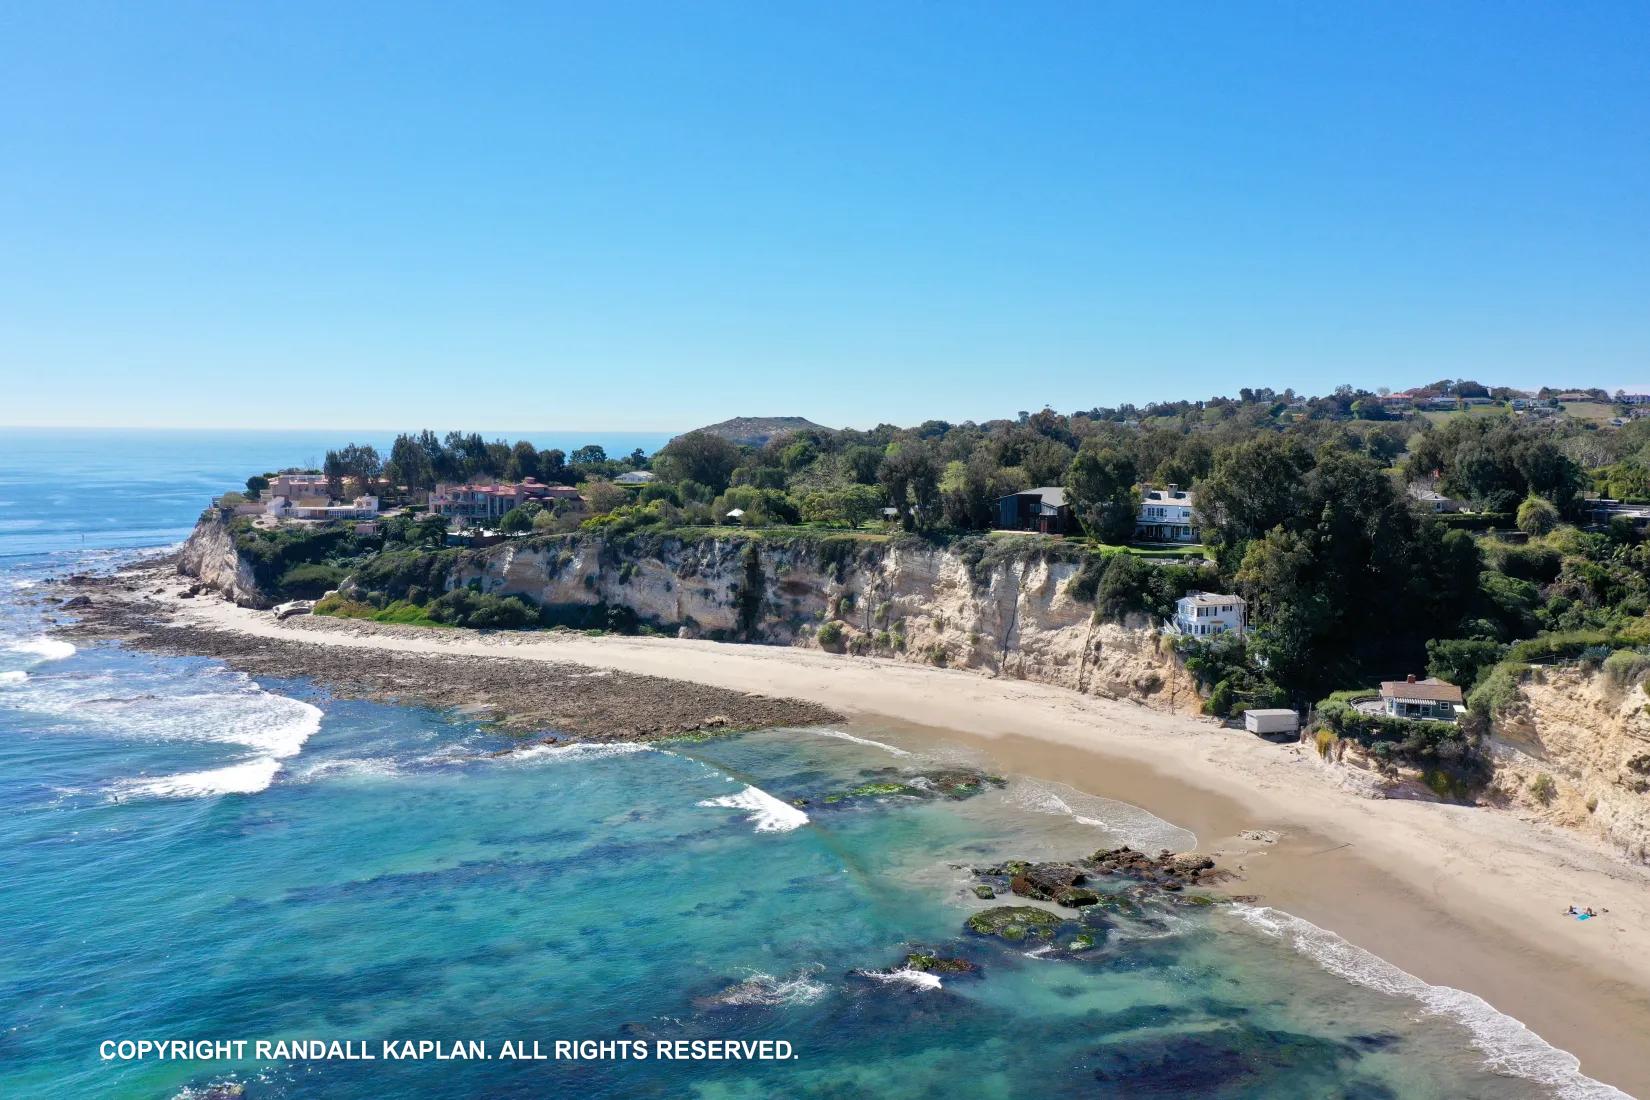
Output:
[{"xmin": 1567, "ymin": 905, "xmax": 1577, "ymax": 915}]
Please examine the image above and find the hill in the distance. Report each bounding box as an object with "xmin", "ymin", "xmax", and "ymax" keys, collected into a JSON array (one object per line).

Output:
[{"xmin": 682, "ymin": 416, "xmax": 827, "ymax": 447}]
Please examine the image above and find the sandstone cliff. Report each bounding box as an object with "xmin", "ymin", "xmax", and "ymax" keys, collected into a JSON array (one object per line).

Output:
[
  {"xmin": 177, "ymin": 513, "xmax": 269, "ymax": 607},
  {"xmin": 1489, "ymin": 665, "xmax": 1650, "ymax": 863},
  {"xmin": 444, "ymin": 534, "xmax": 1206, "ymax": 714},
  {"xmin": 176, "ymin": 520, "xmax": 1207, "ymax": 714}
]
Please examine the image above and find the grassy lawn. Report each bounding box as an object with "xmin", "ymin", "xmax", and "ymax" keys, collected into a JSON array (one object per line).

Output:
[
  {"xmin": 1419, "ymin": 403, "xmax": 1512, "ymax": 426},
  {"xmin": 1091, "ymin": 541, "xmax": 1212, "ymax": 560},
  {"xmin": 1560, "ymin": 401, "xmax": 1617, "ymax": 423}
]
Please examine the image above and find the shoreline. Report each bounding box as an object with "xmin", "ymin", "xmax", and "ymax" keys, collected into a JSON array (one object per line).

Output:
[{"xmin": 56, "ymin": 566, "xmax": 1650, "ymax": 1096}]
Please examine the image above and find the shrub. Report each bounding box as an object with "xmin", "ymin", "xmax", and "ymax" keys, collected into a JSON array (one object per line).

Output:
[
  {"xmin": 1517, "ymin": 495, "xmax": 1559, "ymax": 536},
  {"xmin": 275, "ymin": 562, "xmax": 347, "ymax": 598},
  {"xmin": 817, "ymin": 621, "xmax": 845, "ymax": 650},
  {"xmin": 1529, "ymin": 773, "xmax": 1557, "ymax": 805},
  {"xmin": 1602, "ymin": 648, "xmax": 1650, "ymax": 689},
  {"xmin": 1467, "ymin": 662, "xmax": 1525, "ymax": 716}
]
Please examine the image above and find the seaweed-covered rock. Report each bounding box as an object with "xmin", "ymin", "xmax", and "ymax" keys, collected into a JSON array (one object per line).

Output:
[
  {"xmin": 918, "ymin": 770, "xmax": 1008, "ymax": 798},
  {"xmin": 972, "ymin": 884, "xmax": 996, "ymax": 899},
  {"xmin": 964, "ymin": 906, "xmax": 1064, "ymax": 942},
  {"xmin": 822, "ymin": 781, "xmax": 922, "ymax": 804},
  {"xmin": 902, "ymin": 952, "xmax": 977, "ymax": 973}
]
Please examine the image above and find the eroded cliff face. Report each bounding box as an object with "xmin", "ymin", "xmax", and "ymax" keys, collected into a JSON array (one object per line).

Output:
[
  {"xmin": 447, "ymin": 535, "xmax": 1204, "ymax": 714},
  {"xmin": 177, "ymin": 513, "xmax": 268, "ymax": 607},
  {"xmin": 1489, "ymin": 666, "xmax": 1650, "ymax": 863}
]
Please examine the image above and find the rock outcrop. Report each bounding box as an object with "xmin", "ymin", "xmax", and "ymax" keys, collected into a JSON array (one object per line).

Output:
[
  {"xmin": 175, "ymin": 518, "xmax": 1208, "ymax": 713},
  {"xmin": 444, "ymin": 534, "xmax": 1207, "ymax": 714},
  {"xmin": 177, "ymin": 512, "xmax": 268, "ymax": 607},
  {"xmin": 1489, "ymin": 665, "xmax": 1650, "ymax": 863}
]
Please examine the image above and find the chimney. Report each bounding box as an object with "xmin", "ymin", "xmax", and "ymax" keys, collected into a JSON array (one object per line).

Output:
[{"xmin": 1406, "ymin": 674, "xmax": 1417, "ymax": 683}]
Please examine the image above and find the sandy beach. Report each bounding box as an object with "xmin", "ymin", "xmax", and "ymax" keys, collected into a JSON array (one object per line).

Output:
[{"xmin": 74, "ymin": 576, "xmax": 1650, "ymax": 1096}]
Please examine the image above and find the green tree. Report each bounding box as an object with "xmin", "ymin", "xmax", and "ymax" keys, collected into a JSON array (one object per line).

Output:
[
  {"xmin": 1517, "ymin": 495, "xmax": 1558, "ymax": 536},
  {"xmin": 878, "ymin": 440, "xmax": 942, "ymax": 530},
  {"xmin": 498, "ymin": 506, "xmax": 536, "ymax": 534},
  {"xmin": 654, "ymin": 431, "xmax": 741, "ymax": 492},
  {"xmin": 1425, "ymin": 638, "xmax": 1505, "ymax": 689},
  {"xmin": 386, "ymin": 433, "xmax": 436, "ymax": 495},
  {"xmin": 1064, "ymin": 446, "xmax": 1138, "ymax": 543},
  {"xmin": 507, "ymin": 440, "xmax": 539, "ymax": 481}
]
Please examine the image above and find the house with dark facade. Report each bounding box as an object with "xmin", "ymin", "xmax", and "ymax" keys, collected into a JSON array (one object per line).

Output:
[{"xmin": 995, "ymin": 486, "xmax": 1075, "ymax": 535}]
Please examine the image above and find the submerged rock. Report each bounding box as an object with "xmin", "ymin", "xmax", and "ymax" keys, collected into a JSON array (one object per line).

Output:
[
  {"xmin": 819, "ymin": 767, "xmax": 1007, "ymax": 806},
  {"xmin": 964, "ymin": 906, "xmax": 1065, "ymax": 942}
]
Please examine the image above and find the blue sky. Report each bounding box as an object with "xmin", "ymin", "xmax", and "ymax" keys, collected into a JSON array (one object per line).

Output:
[{"xmin": 1, "ymin": 2, "xmax": 1645, "ymax": 430}]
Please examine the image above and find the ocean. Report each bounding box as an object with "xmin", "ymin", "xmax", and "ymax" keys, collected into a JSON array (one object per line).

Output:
[{"xmin": 0, "ymin": 429, "xmax": 1626, "ymax": 1098}]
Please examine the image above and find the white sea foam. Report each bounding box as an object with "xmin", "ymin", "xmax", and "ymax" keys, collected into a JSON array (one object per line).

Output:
[
  {"xmin": 698, "ymin": 784, "xmax": 809, "ymax": 833},
  {"xmin": 112, "ymin": 757, "xmax": 284, "ymax": 799},
  {"xmin": 0, "ymin": 670, "xmax": 26, "ymax": 685},
  {"xmin": 6, "ymin": 636, "xmax": 76, "ymax": 663},
  {"xmin": 507, "ymin": 741, "xmax": 654, "ymax": 764},
  {"xmin": 858, "ymin": 966, "xmax": 942, "ymax": 990},
  {"xmin": 1232, "ymin": 905, "xmax": 1629, "ymax": 1099},
  {"xmin": 712, "ymin": 968, "xmax": 828, "ymax": 1007},
  {"xmin": 296, "ymin": 756, "xmax": 403, "ymax": 782},
  {"xmin": 1008, "ymin": 778, "xmax": 1197, "ymax": 852},
  {"xmin": 0, "ymin": 660, "xmax": 323, "ymax": 800},
  {"xmin": 809, "ymin": 728, "xmax": 914, "ymax": 757}
]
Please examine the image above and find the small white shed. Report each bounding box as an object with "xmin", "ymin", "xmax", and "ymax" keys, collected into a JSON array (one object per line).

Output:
[{"xmin": 1243, "ymin": 709, "xmax": 1300, "ymax": 736}]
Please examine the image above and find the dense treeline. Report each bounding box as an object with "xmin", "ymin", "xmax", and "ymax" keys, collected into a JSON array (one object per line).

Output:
[{"xmin": 260, "ymin": 382, "xmax": 1650, "ymax": 733}]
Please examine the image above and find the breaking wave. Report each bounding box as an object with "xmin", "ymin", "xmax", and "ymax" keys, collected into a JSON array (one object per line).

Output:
[
  {"xmin": 6, "ymin": 636, "xmax": 76, "ymax": 664},
  {"xmin": 856, "ymin": 966, "xmax": 942, "ymax": 991},
  {"xmin": 0, "ymin": 660, "xmax": 323, "ymax": 800},
  {"xmin": 1233, "ymin": 905, "xmax": 1629, "ymax": 1099},
  {"xmin": 112, "ymin": 757, "xmax": 285, "ymax": 800},
  {"xmin": 707, "ymin": 967, "xmax": 827, "ymax": 1007},
  {"xmin": 1008, "ymin": 778, "xmax": 1196, "ymax": 852},
  {"xmin": 809, "ymin": 728, "xmax": 913, "ymax": 757},
  {"xmin": 698, "ymin": 783, "xmax": 809, "ymax": 833}
]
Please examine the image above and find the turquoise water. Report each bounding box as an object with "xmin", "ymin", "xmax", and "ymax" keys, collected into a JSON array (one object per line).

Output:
[{"xmin": 0, "ymin": 431, "xmax": 1627, "ymax": 1098}]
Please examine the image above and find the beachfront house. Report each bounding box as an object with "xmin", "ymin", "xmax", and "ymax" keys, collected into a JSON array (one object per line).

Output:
[
  {"xmin": 1172, "ymin": 592, "xmax": 1246, "ymax": 638},
  {"xmin": 428, "ymin": 478, "xmax": 581, "ymax": 526},
  {"xmin": 1135, "ymin": 486, "xmax": 1199, "ymax": 544},
  {"xmin": 1379, "ymin": 675, "xmax": 1464, "ymax": 722},
  {"xmin": 994, "ymin": 487, "xmax": 1075, "ymax": 535}
]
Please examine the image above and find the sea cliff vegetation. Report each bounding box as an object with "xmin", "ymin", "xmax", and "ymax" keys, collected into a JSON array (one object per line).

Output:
[{"xmin": 205, "ymin": 384, "xmax": 1650, "ymax": 781}]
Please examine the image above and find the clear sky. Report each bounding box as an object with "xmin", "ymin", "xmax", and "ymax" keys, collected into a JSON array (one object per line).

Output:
[{"xmin": 1, "ymin": 2, "xmax": 1646, "ymax": 431}]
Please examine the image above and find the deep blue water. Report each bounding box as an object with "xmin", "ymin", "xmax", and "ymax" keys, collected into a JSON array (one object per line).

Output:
[{"xmin": 0, "ymin": 430, "xmax": 1625, "ymax": 1099}]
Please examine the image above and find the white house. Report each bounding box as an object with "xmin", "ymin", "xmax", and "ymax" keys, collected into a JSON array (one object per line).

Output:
[
  {"xmin": 268, "ymin": 495, "xmax": 380, "ymax": 522},
  {"xmin": 1172, "ymin": 592, "xmax": 1246, "ymax": 638},
  {"xmin": 1135, "ymin": 486, "xmax": 1199, "ymax": 544},
  {"xmin": 1406, "ymin": 485, "xmax": 1460, "ymax": 513},
  {"xmin": 615, "ymin": 470, "xmax": 656, "ymax": 485}
]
